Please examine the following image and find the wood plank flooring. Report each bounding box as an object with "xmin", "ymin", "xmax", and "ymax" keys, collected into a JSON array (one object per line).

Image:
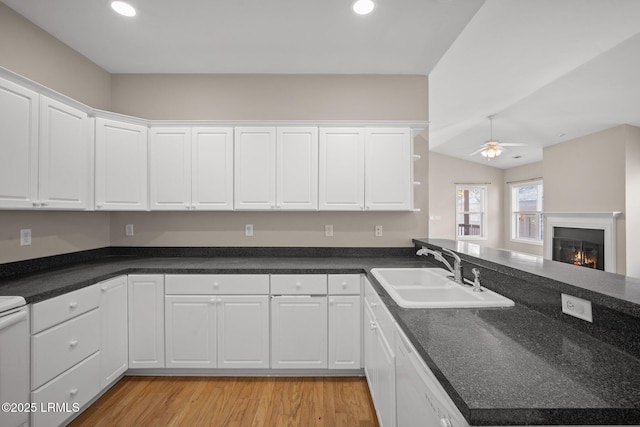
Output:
[{"xmin": 69, "ymin": 376, "xmax": 379, "ymax": 427}]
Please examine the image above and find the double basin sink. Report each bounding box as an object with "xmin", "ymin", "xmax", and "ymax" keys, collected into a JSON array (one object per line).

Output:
[{"xmin": 370, "ymin": 267, "xmax": 514, "ymax": 308}]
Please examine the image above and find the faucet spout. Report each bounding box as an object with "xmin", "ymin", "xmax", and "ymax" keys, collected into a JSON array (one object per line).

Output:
[
  {"xmin": 440, "ymin": 248, "xmax": 464, "ymax": 285},
  {"xmin": 416, "ymin": 246, "xmax": 464, "ymax": 285}
]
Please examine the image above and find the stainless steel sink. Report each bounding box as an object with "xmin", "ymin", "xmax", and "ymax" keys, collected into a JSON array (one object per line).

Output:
[{"xmin": 370, "ymin": 268, "xmax": 514, "ymax": 308}]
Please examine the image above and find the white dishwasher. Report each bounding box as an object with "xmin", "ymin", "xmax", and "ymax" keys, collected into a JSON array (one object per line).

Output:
[
  {"xmin": 395, "ymin": 329, "xmax": 469, "ymax": 427},
  {"xmin": 0, "ymin": 296, "xmax": 29, "ymax": 427}
]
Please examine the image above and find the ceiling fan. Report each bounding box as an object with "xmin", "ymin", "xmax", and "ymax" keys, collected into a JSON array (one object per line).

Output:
[{"xmin": 470, "ymin": 116, "xmax": 527, "ymax": 159}]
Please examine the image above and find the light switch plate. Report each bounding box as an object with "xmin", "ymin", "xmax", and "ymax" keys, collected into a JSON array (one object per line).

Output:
[
  {"xmin": 125, "ymin": 224, "xmax": 134, "ymax": 236},
  {"xmin": 375, "ymin": 225, "xmax": 383, "ymax": 237},
  {"xmin": 245, "ymin": 224, "xmax": 254, "ymax": 237},
  {"xmin": 561, "ymin": 294, "xmax": 593, "ymax": 322}
]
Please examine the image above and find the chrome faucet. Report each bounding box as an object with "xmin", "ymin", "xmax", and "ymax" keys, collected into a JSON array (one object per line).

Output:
[
  {"xmin": 471, "ymin": 268, "xmax": 483, "ymax": 292},
  {"xmin": 416, "ymin": 246, "xmax": 464, "ymax": 285}
]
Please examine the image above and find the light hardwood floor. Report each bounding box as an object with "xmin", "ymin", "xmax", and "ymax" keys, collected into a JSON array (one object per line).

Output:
[{"xmin": 69, "ymin": 376, "xmax": 379, "ymax": 427}]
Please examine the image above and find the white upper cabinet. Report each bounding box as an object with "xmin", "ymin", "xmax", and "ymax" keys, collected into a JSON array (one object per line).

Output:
[
  {"xmin": 150, "ymin": 126, "xmax": 235, "ymax": 211},
  {"xmin": 364, "ymin": 128, "xmax": 412, "ymax": 210},
  {"xmin": 319, "ymin": 128, "xmax": 365, "ymax": 210},
  {"xmin": 234, "ymin": 127, "xmax": 277, "ymax": 210},
  {"xmin": 192, "ymin": 127, "xmax": 234, "ymax": 210},
  {"xmin": 149, "ymin": 127, "xmax": 192, "ymax": 210},
  {"xmin": 95, "ymin": 117, "xmax": 149, "ymax": 210},
  {"xmin": 0, "ymin": 79, "xmax": 91, "ymax": 210},
  {"xmin": 0, "ymin": 77, "xmax": 39, "ymax": 208},
  {"xmin": 277, "ymin": 127, "xmax": 318, "ymax": 210},
  {"xmin": 38, "ymin": 96, "xmax": 91, "ymax": 209}
]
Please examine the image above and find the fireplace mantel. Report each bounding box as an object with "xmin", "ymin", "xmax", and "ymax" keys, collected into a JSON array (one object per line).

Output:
[{"xmin": 544, "ymin": 212, "xmax": 622, "ymax": 273}]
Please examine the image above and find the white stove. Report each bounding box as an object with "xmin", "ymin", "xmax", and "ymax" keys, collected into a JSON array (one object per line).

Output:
[{"xmin": 0, "ymin": 296, "xmax": 26, "ymax": 314}]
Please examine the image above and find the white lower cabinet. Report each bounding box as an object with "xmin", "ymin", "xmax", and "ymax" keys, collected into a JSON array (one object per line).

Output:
[
  {"xmin": 165, "ymin": 295, "xmax": 217, "ymax": 368},
  {"xmin": 271, "ymin": 295, "xmax": 328, "ymax": 369},
  {"xmin": 128, "ymin": 275, "xmax": 165, "ymax": 369},
  {"xmin": 99, "ymin": 276, "xmax": 128, "ymax": 388},
  {"xmin": 164, "ymin": 274, "xmax": 270, "ymax": 369},
  {"xmin": 217, "ymin": 295, "xmax": 270, "ymax": 369}
]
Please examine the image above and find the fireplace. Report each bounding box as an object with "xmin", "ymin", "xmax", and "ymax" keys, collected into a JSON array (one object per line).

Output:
[
  {"xmin": 552, "ymin": 227, "xmax": 604, "ymax": 270},
  {"xmin": 544, "ymin": 212, "xmax": 621, "ymax": 274}
]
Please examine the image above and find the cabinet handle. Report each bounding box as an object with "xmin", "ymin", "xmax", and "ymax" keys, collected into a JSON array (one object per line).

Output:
[
  {"xmin": 96, "ymin": 204, "xmax": 102, "ymax": 209},
  {"xmin": 69, "ymin": 340, "xmax": 79, "ymax": 348},
  {"xmin": 329, "ymin": 298, "xmax": 334, "ymax": 305},
  {"xmin": 101, "ymin": 286, "xmax": 108, "ymax": 292},
  {"xmin": 69, "ymin": 388, "xmax": 79, "ymax": 397},
  {"xmin": 370, "ymin": 321, "xmax": 377, "ymax": 330},
  {"xmin": 32, "ymin": 202, "xmax": 40, "ymax": 208},
  {"xmin": 69, "ymin": 301, "xmax": 78, "ymax": 310},
  {"xmin": 210, "ymin": 298, "xmax": 217, "ymax": 304},
  {"xmin": 341, "ymin": 282, "xmax": 348, "ymax": 288},
  {"xmin": 40, "ymin": 202, "xmax": 48, "ymax": 206},
  {"xmin": 213, "ymin": 282, "xmax": 220, "ymax": 289},
  {"xmin": 295, "ymin": 282, "xmax": 302, "ymax": 288},
  {"xmin": 370, "ymin": 302, "xmax": 377, "ymax": 308}
]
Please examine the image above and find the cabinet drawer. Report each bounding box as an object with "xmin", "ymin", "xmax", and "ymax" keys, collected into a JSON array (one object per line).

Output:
[
  {"xmin": 31, "ymin": 351, "xmax": 100, "ymax": 427},
  {"xmin": 270, "ymin": 275, "xmax": 327, "ymax": 295},
  {"xmin": 31, "ymin": 284, "xmax": 100, "ymax": 334},
  {"xmin": 364, "ymin": 278, "xmax": 396, "ymax": 340},
  {"xmin": 165, "ymin": 274, "xmax": 269, "ymax": 294},
  {"xmin": 328, "ymin": 274, "xmax": 361, "ymax": 295},
  {"xmin": 31, "ymin": 309, "xmax": 100, "ymax": 389}
]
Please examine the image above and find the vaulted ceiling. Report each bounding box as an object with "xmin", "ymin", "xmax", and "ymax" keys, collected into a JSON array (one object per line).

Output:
[{"xmin": 3, "ymin": 0, "xmax": 640, "ymax": 169}]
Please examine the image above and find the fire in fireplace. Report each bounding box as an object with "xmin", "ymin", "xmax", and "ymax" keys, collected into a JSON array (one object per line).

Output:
[{"xmin": 552, "ymin": 227, "xmax": 605, "ymax": 271}]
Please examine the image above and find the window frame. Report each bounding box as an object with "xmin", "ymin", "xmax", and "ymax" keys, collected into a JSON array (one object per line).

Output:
[
  {"xmin": 455, "ymin": 185, "xmax": 487, "ymax": 241},
  {"xmin": 510, "ymin": 180, "xmax": 544, "ymax": 246}
]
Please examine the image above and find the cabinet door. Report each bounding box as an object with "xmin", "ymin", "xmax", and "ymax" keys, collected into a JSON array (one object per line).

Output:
[
  {"xmin": 192, "ymin": 127, "xmax": 234, "ymax": 210},
  {"xmin": 319, "ymin": 128, "xmax": 365, "ymax": 210},
  {"xmin": 128, "ymin": 275, "xmax": 164, "ymax": 368},
  {"xmin": 0, "ymin": 77, "xmax": 39, "ymax": 208},
  {"xmin": 165, "ymin": 295, "xmax": 217, "ymax": 368},
  {"xmin": 328, "ymin": 295, "xmax": 361, "ymax": 370},
  {"xmin": 234, "ymin": 127, "xmax": 276, "ymax": 210},
  {"xmin": 276, "ymin": 127, "xmax": 318, "ymax": 210},
  {"xmin": 38, "ymin": 96, "xmax": 91, "ymax": 209},
  {"xmin": 376, "ymin": 326, "xmax": 396, "ymax": 427},
  {"xmin": 365, "ymin": 128, "xmax": 411, "ymax": 210},
  {"xmin": 149, "ymin": 127, "xmax": 192, "ymax": 210},
  {"xmin": 95, "ymin": 118, "xmax": 148, "ymax": 210},
  {"xmin": 271, "ymin": 296, "xmax": 327, "ymax": 369},
  {"xmin": 99, "ymin": 276, "xmax": 128, "ymax": 388},
  {"xmin": 217, "ymin": 295, "xmax": 269, "ymax": 369}
]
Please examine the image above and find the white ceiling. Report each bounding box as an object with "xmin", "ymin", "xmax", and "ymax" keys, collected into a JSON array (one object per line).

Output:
[
  {"xmin": 0, "ymin": 0, "xmax": 483, "ymax": 74},
  {"xmin": 3, "ymin": 0, "xmax": 640, "ymax": 170}
]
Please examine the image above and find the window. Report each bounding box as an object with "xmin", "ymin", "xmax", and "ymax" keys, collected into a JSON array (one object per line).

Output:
[
  {"xmin": 511, "ymin": 180, "xmax": 543, "ymax": 245},
  {"xmin": 455, "ymin": 185, "xmax": 487, "ymax": 240}
]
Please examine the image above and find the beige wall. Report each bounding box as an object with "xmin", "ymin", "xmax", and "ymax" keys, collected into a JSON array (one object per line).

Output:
[
  {"xmin": 0, "ymin": 3, "xmax": 111, "ymax": 109},
  {"xmin": 543, "ymin": 125, "xmax": 628, "ymax": 274},
  {"xmin": 625, "ymin": 125, "xmax": 640, "ymax": 278},
  {"xmin": 502, "ymin": 161, "xmax": 544, "ymax": 256},
  {"xmin": 0, "ymin": 212, "xmax": 110, "ymax": 264},
  {"xmin": 428, "ymin": 152, "xmax": 503, "ymax": 248},
  {"xmin": 110, "ymin": 74, "xmax": 428, "ymax": 121}
]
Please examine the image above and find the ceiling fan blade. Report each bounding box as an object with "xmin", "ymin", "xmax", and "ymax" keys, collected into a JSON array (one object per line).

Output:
[{"xmin": 469, "ymin": 147, "xmax": 485, "ymax": 156}]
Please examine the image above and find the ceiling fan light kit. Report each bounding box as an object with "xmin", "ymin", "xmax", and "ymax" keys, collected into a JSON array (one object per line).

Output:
[
  {"xmin": 481, "ymin": 144, "xmax": 502, "ymax": 159},
  {"xmin": 471, "ymin": 116, "xmax": 527, "ymax": 160}
]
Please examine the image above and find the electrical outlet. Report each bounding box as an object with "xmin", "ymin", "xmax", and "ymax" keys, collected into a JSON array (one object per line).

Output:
[
  {"xmin": 375, "ymin": 225, "xmax": 383, "ymax": 237},
  {"xmin": 20, "ymin": 229, "xmax": 31, "ymax": 246},
  {"xmin": 125, "ymin": 224, "xmax": 134, "ymax": 236},
  {"xmin": 561, "ymin": 294, "xmax": 593, "ymax": 322},
  {"xmin": 325, "ymin": 224, "xmax": 334, "ymax": 237},
  {"xmin": 245, "ymin": 224, "xmax": 254, "ymax": 237}
]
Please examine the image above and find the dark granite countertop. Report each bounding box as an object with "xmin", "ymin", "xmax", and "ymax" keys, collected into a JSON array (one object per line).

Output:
[{"xmin": 1, "ymin": 251, "xmax": 639, "ymax": 425}]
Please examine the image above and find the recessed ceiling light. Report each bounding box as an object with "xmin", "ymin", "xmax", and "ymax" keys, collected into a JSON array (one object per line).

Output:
[
  {"xmin": 352, "ymin": 0, "xmax": 375, "ymax": 15},
  {"xmin": 111, "ymin": 1, "xmax": 136, "ymax": 17}
]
